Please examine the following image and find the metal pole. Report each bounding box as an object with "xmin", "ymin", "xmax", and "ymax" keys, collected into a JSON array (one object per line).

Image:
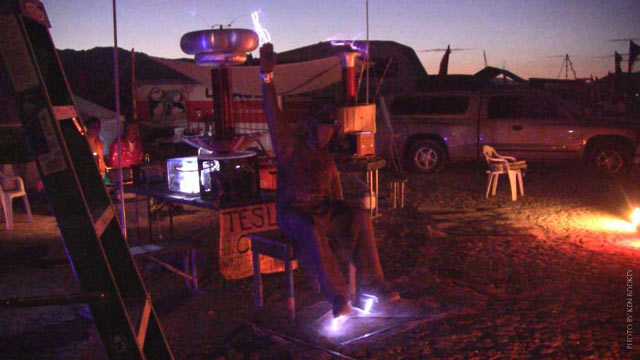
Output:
[
  {"xmin": 131, "ymin": 48, "xmax": 137, "ymax": 120},
  {"xmin": 365, "ymin": 0, "xmax": 369, "ymax": 103},
  {"xmin": 113, "ymin": 0, "xmax": 127, "ymax": 239}
]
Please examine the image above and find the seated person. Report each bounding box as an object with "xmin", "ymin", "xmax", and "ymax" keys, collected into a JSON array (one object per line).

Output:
[
  {"xmin": 259, "ymin": 43, "xmax": 399, "ymax": 318},
  {"xmin": 84, "ymin": 116, "xmax": 107, "ymax": 177},
  {"xmin": 107, "ymin": 120, "xmax": 143, "ymax": 168}
]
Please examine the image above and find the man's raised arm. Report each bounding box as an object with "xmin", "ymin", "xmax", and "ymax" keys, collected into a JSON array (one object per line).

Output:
[{"xmin": 260, "ymin": 43, "xmax": 295, "ymax": 159}]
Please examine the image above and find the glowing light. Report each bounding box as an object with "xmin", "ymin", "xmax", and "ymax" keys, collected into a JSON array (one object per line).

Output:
[
  {"xmin": 330, "ymin": 40, "xmax": 357, "ymax": 51},
  {"xmin": 167, "ymin": 157, "xmax": 202, "ymax": 194},
  {"xmin": 330, "ymin": 315, "xmax": 347, "ymax": 332},
  {"xmin": 330, "ymin": 40, "xmax": 366, "ymax": 54},
  {"xmin": 597, "ymin": 208, "xmax": 640, "ymax": 233},
  {"xmin": 631, "ymin": 208, "xmax": 640, "ymax": 228},
  {"xmin": 600, "ymin": 219, "xmax": 637, "ymax": 233},
  {"xmin": 565, "ymin": 213, "xmax": 638, "ymax": 234},
  {"xmin": 204, "ymin": 160, "xmax": 221, "ymax": 172},
  {"xmin": 251, "ymin": 11, "xmax": 271, "ymax": 44},
  {"xmin": 328, "ymin": 36, "xmax": 368, "ymax": 55},
  {"xmin": 361, "ymin": 294, "xmax": 379, "ymax": 313},
  {"xmin": 363, "ymin": 298, "xmax": 374, "ymax": 313},
  {"xmin": 627, "ymin": 240, "xmax": 640, "ymax": 248}
]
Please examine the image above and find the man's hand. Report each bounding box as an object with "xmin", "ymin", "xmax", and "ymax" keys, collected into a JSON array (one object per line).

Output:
[{"xmin": 260, "ymin": 43, "xmax": 276, "ymax": 74}]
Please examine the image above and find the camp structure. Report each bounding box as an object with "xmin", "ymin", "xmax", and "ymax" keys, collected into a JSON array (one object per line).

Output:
[
  {"xmin": 73, "ymin": 94, "xmax": 125, "ymax": 157},
  {"xmin": 276, "ymin": 40, "xmax": 429, "ymax": 97},
  {"xmin": 0, "ymin": 90, "xmax": 123, "ymax": 190},
  {"xmin": 133, "ymin": 54, "xmax": 367, "ymax": 151}
]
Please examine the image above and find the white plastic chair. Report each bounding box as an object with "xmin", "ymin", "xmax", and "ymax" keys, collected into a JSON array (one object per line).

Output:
[
  {"xmin": 0, "ymin": 172, "xmax": 34, "ymax": 229},
  {"xmin": 483, "ymin": 145, "xmax": 527, "ymax": 201}
]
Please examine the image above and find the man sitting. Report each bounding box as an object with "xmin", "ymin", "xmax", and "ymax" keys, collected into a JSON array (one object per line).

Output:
[{"xmin": 259, "ymin": 43, "xmax": 398, "ymax": 318}]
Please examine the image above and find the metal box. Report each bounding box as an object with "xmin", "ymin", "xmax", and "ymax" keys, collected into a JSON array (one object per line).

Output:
[
  {"xmin": 167, "ymin": 156, "xmax": 200, "ymax": 194},
  {"xmin": 259, "ymin": 162, "xmax": 277, "ymax": 190},
  {"xmin": 197, "ymin": 151, "xmax": 261, "ymax": 206},
  {"xmin": 345, "ymin": 131, "xmax": 375, "ymax": 157}
]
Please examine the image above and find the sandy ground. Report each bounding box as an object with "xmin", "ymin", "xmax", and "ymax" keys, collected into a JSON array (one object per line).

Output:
[{"xmin": 1, "ymin": 162, "xmax": 639, "ymax": 359}]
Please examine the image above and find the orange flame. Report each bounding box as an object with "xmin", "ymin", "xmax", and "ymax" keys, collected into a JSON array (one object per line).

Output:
[{"xmin": 632, "ymin": 208, "xmax": 640, "ymax": 228}]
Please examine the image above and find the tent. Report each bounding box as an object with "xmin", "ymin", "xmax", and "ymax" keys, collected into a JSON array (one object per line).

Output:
[
  {"xmin": 73, "ymin": 94, "xmax": 125, "ymax": 157},
  {"xmin": 0, "ymin": 94, "xmax": 123, "ymax": 190},
  {"xmin": 135, "ymin": 56, "xmax": 362, "ymax": 125},
  {"xmin": 135, "ymin": 56, "xmax": 362, "ymax": 152},
  {"xmin": 150, "ymin": 55, "xmax": 349, "ymax": 96}
]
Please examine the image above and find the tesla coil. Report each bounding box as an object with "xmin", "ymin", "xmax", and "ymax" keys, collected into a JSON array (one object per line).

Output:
[{"xmin": 178, "ymin": 27, "xmax": 261, "ymax": 206}]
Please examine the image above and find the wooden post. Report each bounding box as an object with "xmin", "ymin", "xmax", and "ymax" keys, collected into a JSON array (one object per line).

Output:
[
  {"xmin": 252, "ymin": 245, "xmax": 263, "ymax": 306},
  {"xmin": 285, "ymin": 259, "xmax": 295, "ymax": 320}
]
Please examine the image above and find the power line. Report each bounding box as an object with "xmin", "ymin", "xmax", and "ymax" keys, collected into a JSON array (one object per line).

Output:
[
  {"xmin": 421, "ymin": 47, "xmax": 475, "ymax": 53},
  {"xmin": 610, "ymin": 38, "xmax": 638, "ymax": 42}
]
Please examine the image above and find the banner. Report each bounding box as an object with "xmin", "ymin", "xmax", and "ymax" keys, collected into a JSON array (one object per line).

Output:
[
  {"xmin": 218, "ymin": 202, "xmax": 295, "ymax": 280},
  {"xmin": 438, "ymin": 45, "xmax": 451, "ymax": 77}
]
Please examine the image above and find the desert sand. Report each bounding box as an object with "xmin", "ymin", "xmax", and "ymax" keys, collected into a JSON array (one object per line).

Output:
[{"xmin": 1, "ymin": 162, "xmax": 639, "ymax": 359}]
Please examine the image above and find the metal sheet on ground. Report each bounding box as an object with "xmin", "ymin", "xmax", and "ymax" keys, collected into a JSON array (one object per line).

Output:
[
  {"xmin": 243, "ymin": 298, "xmax": 447, "ymax": 357},
  {"xmin": 306, "ymin": 299, "xmax": 437, "ymax": 346}
]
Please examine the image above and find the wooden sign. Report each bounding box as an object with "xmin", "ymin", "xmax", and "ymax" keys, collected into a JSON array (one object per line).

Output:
[{"xmin": 218, "ymin": 202, "xmax": 290, "ymax": 280}]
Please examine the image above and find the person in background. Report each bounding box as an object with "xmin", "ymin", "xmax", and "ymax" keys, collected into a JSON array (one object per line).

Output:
[
  {"xmin": 84, "ymin": 116, "xmax": 106, "ymax": 177},
  {"xmin": 260, "ymin": 43, "xmax": 399, "ymax": 319},
  {"xmin": 107, "ymin": 120, "xmax": 143, "ymax": 168}
]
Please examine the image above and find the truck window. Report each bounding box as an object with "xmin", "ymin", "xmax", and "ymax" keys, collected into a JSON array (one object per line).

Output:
[
  {"xmin": 487, "ymin": 95, "xmax": 522, "ymax": 118},
  {"xmin": 391, "ymin": 96, "xmax": 469, "ymax": 115},
  {"xmin": 524, "ymin": 93, "xmax": 558, "ymax": 118}
]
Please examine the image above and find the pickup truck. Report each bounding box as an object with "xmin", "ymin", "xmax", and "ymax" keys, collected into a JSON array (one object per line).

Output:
[{"xmin": 382, "ymin": 88, "xmax": 640, "ymax": 175}]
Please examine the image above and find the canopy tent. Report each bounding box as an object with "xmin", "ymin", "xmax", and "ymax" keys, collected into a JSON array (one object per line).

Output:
[
  {"xmin": 0, "ymin": 78, "xmax": 28, "ymax": 163},
  {"xmin": 0, "ymin": 93, "xmax": 122, "ymax": 189},
  {"xmin": 150, "ymin": 55, "xmax": 359, "ymax": 97},
  {"xmin": 73, "ymin": 94, "xmax": 125, "ymax": 156},
  {"xmin": 135, "ymin": 55, "xmax": 366, "ymax": 131},
  {"xmin": 0, "ymin": 85, "xmax": 121, "ymax": 161}
]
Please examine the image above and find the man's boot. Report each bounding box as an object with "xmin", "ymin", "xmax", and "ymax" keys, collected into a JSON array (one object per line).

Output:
[{"xmin": 332, "ymin": 295, "xmax": 352, "ymax": 318}]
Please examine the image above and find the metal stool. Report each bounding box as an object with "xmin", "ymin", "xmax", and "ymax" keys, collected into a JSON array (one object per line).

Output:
[
  {"xmin": 388, "ymin": 173, "xmax": 407, "ymax": 208},
  {"xmin": 247, "ymin": 230, "xmax": 356, "ymax": 321}
]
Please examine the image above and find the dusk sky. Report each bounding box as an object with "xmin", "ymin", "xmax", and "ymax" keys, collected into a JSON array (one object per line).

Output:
[{"xmin": 42, "ymin": 0, "xmax": 639, "ymax": 79}]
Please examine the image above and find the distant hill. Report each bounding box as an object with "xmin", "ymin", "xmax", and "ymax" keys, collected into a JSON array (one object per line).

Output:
[{"xmin": 58, "ymin": 47, "xmax": 195, "ymax": 118}]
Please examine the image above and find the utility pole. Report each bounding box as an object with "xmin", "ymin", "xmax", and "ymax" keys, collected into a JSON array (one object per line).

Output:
[
  {"xmin": 112, "ymin": 0, "xmax": 126, "ymax": 238},
  {"xmin": 365, "ymin": 0, "xmax": 369, "ymax": 103},
  {"xmin": 557, "ymin": 54, "xmax": 577, "ymax": 80}
]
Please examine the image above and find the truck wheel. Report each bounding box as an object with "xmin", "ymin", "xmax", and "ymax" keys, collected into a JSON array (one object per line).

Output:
[
  {"xmin": 589, "ymin": 143, "xmax": 630, "ymax": 176},
  {"xmin": 409, "ymin": 140, "xmax": 445, "ymax": 173}
]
